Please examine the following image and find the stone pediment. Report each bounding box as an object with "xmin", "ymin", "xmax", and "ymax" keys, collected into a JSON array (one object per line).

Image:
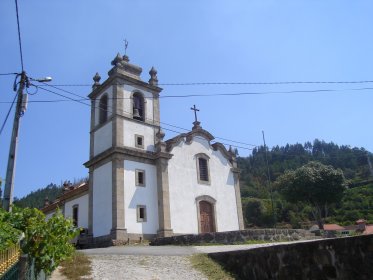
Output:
[{"xmin": 165, "ymin": 126, "xmax": 235, "ymax": 163}]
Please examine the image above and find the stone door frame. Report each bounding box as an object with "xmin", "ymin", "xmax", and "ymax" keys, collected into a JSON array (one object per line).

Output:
[{"xmin": 196, "ymin": 195, "xmax": 218, "ymax": 233}]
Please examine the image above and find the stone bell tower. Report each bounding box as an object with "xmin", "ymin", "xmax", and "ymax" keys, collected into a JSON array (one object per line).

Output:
[{"xmin": 84, "ymin": 52, "xmax": 173, "ymax": 242}]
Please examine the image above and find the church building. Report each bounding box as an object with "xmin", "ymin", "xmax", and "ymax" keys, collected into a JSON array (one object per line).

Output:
[{"xmin": 42, "ymin": 52, "xmax": 244, "ymax": 243}]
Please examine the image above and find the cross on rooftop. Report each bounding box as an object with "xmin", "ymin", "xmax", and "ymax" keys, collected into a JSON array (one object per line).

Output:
[{"xmin": 190, "ymin": 105, "xmax": 200, "ymax": 122}]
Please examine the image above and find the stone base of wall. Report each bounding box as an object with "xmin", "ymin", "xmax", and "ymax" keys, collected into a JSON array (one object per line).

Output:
[
  {"xmin": 78, "ymin": 233, "xmax": 157, "ymax": 249},
  {"xmin": 150, "ymin": 229, "xmax": 314, "ymax": 246},
  {"xmin": 208, "ymin": 235, "xmax": 373, "ymax": 280}
]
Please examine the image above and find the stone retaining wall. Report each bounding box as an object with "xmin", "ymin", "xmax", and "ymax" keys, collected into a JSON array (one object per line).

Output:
[
  {"xmin": 208, "ymin": 235, "xmax": 373, "ymax": 280},
  {"xmin": 150, "ymin": 229, "xmax": 313, "ymax": 246}
]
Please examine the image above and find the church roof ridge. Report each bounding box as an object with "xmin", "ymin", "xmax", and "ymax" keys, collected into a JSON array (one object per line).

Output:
[
  {"xmin": 40, "ymin": 182, "xmax": 89, "ymax": 213},
  {"xmin": 165, "ymin": 127, "xmax": 235, "ymax": 163}
]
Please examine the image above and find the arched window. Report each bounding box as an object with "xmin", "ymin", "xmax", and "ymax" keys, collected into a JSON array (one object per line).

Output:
[
  {"xmin": 98, "ymin": 94, "xmax": 108, "ymax": 125},
  {"xmin": 133, "ymin": 92, "xmax": 144, "ymax": 121}
]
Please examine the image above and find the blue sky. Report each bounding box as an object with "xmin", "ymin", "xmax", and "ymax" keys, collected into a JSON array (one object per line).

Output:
[{"xmin": 1, "ymin": 0, "xmax": 373, "ymax": 198}]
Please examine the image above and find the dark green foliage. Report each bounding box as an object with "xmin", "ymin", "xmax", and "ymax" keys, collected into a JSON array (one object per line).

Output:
[
  {"xmin": 239, "ymin": 139, "xmax": 373, "ymax": 228},
  {"xmin": 330, "ymin": 184, "xmax": 373, "ymax": 225},
  {"xmin": 14, "ymin": 183, "xmax": 62, "ymax": 209},
  {"xmin": 13, "ymin": 177, "xmax": 88, "ymax": 209},
  {"xmin": 0, "ymin": 207, "xmax": 79, "ymax": 276},
  {"xmin": 275, "ymin": 161, "xmax": 346, "ymax": 229}
]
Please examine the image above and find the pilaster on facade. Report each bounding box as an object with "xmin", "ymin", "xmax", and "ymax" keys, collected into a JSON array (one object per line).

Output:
[
  {"xmin": 88, "ymin": 167, "xmax": 94, "ymax": 235},
  {"xmin": 155, "ymin": 138, "xmax": 174, "ymax": 237},
  {"xmin": 232, "ymin": 166, "xmax": 245, "ymax": 230},
  {"xmin": 111, "ymin": 157, "xmax": 127, "ymax": 239}
]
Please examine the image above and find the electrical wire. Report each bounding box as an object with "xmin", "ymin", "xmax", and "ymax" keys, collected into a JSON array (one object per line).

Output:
[
  {"xmin": 0, "ymin": 93, "xmax": 18, "ymax": 136},
  {"xmin": 0, "ymin": 73, "xmax": 18, "ymax": 76},
  {"xmin": 47, "ymin": 80, "xmax": 373, "ymax": 87},
  {"xmin": 36, "ymin": 85, "xmax": 257, "ymax": 149},
  {"xmin": 14, "ymin": 0, "xmax": 24, "ymax": 71},
  {"xmin": 35, "ymin": 84, "xmax": 373, "ymax": 101}
]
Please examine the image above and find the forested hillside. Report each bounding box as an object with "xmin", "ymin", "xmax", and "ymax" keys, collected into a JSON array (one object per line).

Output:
[
  {"xmin": 239, "ymin": 139, "xmax": 373, "ymax": 228},
  {"xmin": 13, "ymin": 178, "xmax": 87, "ymax": 209}
]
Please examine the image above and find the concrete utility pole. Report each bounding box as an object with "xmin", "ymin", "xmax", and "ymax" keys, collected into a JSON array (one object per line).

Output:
[{"xmin": 3, "ymin": 71, "xmax": 27, "ymax": 211}]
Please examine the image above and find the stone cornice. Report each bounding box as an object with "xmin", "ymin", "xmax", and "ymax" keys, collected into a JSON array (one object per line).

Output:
[
  {"xmin": 84, "ymin": 146, "xmax": 172, "ymax": 168},
  {"xmin": 88, "ymin": 69, "xmax": 162, "ymax": 100},
  {"xmin": 231, "ymin": 167, "xmax": 241, "ymax": 174},
  {"xmin": 165, "ymin": 128, "xmax": 235, "ymax": 163},
  {"xmin": 211, "ymin": 142, "xmax": 234, "ymax": 162},
  {"xmin": 166, "ymin": 128, "xmax": 214, "ymax": 151}
]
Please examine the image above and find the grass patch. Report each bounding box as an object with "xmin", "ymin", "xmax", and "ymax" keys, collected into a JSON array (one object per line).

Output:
[
  {"xmin": 190, "ymin": 254, "xmax": 235, "ymax": 280},
  {"xmin": 59, "ymin": 252, "xmax": 92, "ymax": 280}
]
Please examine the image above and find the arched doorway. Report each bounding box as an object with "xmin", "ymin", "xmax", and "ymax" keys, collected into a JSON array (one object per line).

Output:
[{"xmin": 199, "ymin": 201, "xmax": 215, "ymax": 233}]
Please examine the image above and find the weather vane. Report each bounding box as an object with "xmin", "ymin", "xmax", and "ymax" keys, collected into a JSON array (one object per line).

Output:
[{"xmin": 124, "ymin": 39, "xmax": 129, "ymax": 55}]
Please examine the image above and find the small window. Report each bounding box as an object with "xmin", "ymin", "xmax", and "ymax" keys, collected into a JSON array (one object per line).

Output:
[
  {"xmin": 136, "ymin": 169, "xmax": 145, "ymax": 186},
  {"xmin": 135, "ymin": 135, "xmax": 144, "ymax": 149},
  {"xmin": 72, "ymin": 205, "xmax": 79, "ymax": 227},
  {"xmin": 196, "ymin": 154, "xmax": 210, "ymax": 184},
  {"xmin": 133, "ymin": 93, "xmax": 145, "ymax": 121},
  {"xmin": 98, "ymin": 94, "xmax": 108, "ymax": 125},
  {"xmin": 137, "ymin": 205, "xmax": 147, "ymax": 222}
]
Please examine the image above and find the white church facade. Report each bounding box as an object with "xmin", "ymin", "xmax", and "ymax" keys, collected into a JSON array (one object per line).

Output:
[{"xmin": 42, "ymin": 52, "xmax": 244, "ymax": 242}]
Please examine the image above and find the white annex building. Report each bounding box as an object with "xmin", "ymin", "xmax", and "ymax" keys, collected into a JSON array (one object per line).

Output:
[{"xmin": 42, "ymin": 52, "xmax": 244, "ymax": 243}]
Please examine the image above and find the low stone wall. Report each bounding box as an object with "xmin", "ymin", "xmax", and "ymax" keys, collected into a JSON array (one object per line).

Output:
[
  {"xmin": 150, "ymin": 229, "xmax": 313, "ymax": 246},
  {"xmin": 208, "ymin": 235, "xmax": 373, "ymax": 280}
]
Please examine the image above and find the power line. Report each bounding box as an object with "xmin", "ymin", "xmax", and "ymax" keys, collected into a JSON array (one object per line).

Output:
[
  {"xmin": 14, "ymin": 0, "xmax": 24, "ymax": 71},
  {"xmin": 37, "ymin": 86, "xmax": 91, "ymax": 107},
  {"xmin": 0, "ymin": 73, "xmax": 18, "ymax": 76},
  {"xmin": 33, "ymin": 84, "xmax": 373, "ymax": 101},
  {"xmin": 1, "ymin": 83, "xmax": 373, "ymax": 104},
  {"xmin": 46, "ymin": 80, "xmax": 373, "ymax": 87},
  {"xmin": 0, "ymin": 93, "xmax": 17, "ymax": 136},
  {"xmin": 36, "ymin": 85, "xmax": 257, "ymax": 149}
]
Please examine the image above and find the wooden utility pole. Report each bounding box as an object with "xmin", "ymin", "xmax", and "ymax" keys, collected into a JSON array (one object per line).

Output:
[{"xmin": 3, "ymin": 72, "xmax": 27, "ymax": 211}]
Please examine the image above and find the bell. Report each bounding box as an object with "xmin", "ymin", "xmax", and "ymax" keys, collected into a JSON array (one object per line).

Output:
[{"xmin": 133, "ymin": 108, "xmax": 141, "ymax": 119}]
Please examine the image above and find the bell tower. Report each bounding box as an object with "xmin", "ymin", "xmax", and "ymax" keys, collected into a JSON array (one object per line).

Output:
[{"xmin": 84, "ymin": 52, "xmax": 172, "ymax": 242}]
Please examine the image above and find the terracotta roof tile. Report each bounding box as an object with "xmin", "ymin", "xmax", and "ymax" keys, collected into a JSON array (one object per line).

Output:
[
  {"xmin": 363, "ymin": 225, "xmax": 373, "ymax": 235},
  {"xmin": 323, "ymin": 224, "xmax": 345, "ymax": 231}
]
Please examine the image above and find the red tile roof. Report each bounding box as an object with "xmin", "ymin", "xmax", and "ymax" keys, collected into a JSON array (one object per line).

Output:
[
  {"xmin": 323, "ymin": 224, "xmax": 345, "ymax": 231},
  {"xmin": 40, "ymin": 182, "xmax": 88, "ymax": 214},
  {"xmin": 363, "ymin": 225, "xmax": 373, "ymax": 235}
]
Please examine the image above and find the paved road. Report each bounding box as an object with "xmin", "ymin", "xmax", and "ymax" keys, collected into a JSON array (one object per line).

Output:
[
  {"xmin": 80, "ymin": 241, "xmax": 299, "ymax": 256},
  {"xmin": 73, "ymin": 241, "xmax": 321, "ymax": 280}
]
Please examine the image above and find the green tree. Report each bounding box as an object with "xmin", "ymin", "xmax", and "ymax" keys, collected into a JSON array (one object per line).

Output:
[
  {"xmin": 0, "ymin": 207, "xmax": 79, "ymax": 276},
  {"xmin": 275, "ymin": 161, "xmax": 346, "ymax": 229}
]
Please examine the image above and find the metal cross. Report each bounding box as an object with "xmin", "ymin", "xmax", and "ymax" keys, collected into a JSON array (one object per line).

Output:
[
  {"xmin": 124, "ymin": 39, "xmax": 129, "ymax": 55},
  {"xmin": 190, "ymin": 105, "xmax": 200, "ymax": 122}
]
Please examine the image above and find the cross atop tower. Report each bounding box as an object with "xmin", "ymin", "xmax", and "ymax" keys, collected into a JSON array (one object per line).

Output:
[
  {"xmin": 124, "ymin": 39, "xmax": 129, "ymax": 55},
  {"xmin": 190, "ymin": 105, "xmax": 201, "ymax": 130}
]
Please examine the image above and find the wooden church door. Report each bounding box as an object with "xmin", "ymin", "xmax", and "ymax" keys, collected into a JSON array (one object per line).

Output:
[{"xmin": 199, "ymin": 201, "xmax": 215, "ymax": 233}]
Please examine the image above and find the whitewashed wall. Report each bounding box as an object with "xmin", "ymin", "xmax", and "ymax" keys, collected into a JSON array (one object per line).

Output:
[
  {"xmin": 64, "ymin": 194, "xmax": 89, "ymax": 229},
  {"xmin": 45, "ymin": 211, "xmax": 55, "ymax": 220},
  {"xmin": 123, "ymin": 160, "xmax": 159, "ymax": 234},
  {"xmin": 93, "ymin": 122, "xmax": 112, "ymax": 156},
  {"xmin": 122, "ymin": 121, "xmax": 155, "ymax": 152},
  {"xmin": 92, "ymin": 162, "xmax": 112, "ymax": 237},
  {"xmin": 168, "ymin": 137, "xmax": 239, "ymax": 234}
]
